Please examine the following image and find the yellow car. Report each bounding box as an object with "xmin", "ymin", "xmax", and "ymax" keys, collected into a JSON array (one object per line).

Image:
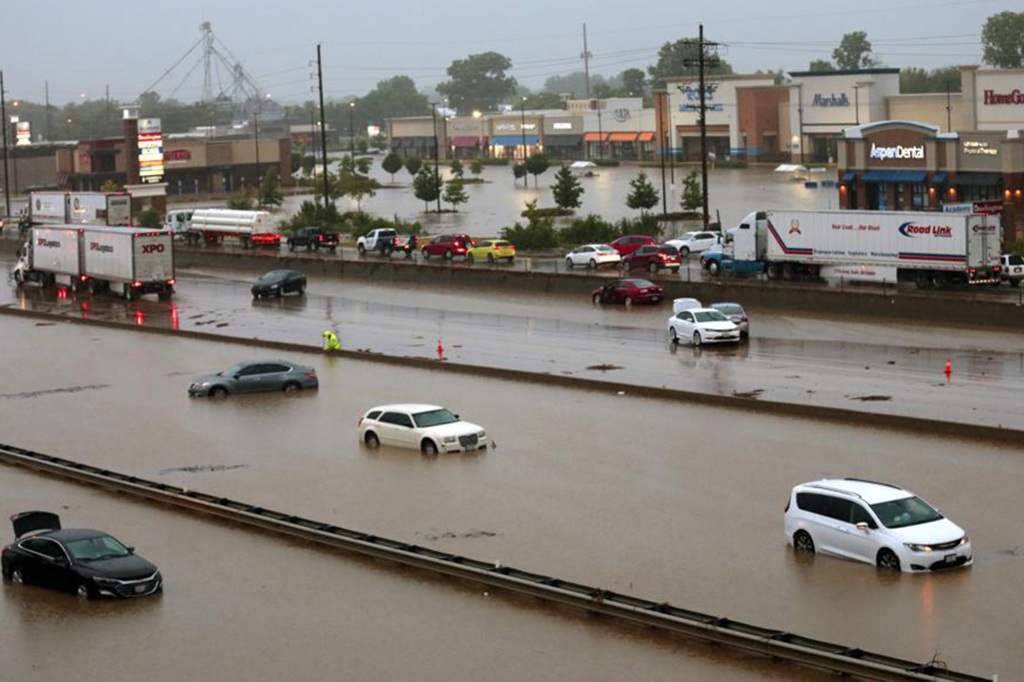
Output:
[{"xmin": 467, "ymin": 239, "xmax": 516, "ymax": 264}]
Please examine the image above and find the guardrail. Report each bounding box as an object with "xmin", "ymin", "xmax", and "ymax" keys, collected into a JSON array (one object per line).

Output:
[{"xmin": 0, "ymin": 442, "xmax": 994, "ymax": 682}]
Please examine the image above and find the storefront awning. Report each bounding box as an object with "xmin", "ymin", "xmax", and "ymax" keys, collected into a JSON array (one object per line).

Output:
[
  {"xmin": 490, "ymin": 134, "xmax": 538, "ymax": 147},
  {"xmin": 861, "ymin": 170, "xmax": 927, "ymax": 183},
  {"xmin": 637, "ymin": 132, "xmax": 655, "ymax": 142},
  {"xmin": 955, "ymin": 172, "xmax": 1001, "ymax": 186},
  {"xmin": 841, "ymin": 170, "xmax": 857, "ymax": 183},
  {"xmin": 584, "ymin": 132, "xmax": 609, "ymax": 142},
  {"xmin": 450, "ymin": 136, "xmax": 481, "ymax": 147},
  {"xmin": 608, "ymin": 132, "xmax": 638, "ymax": 142},
  {"xmin": 931, "ymin": 171, "xmax": 948, "ymax": 185}
]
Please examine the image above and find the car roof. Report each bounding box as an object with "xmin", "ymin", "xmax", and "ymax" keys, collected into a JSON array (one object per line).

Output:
[
  {"xmin": 367, "ymin": 403, "xmax": 446, "ymax": 413},
  {"xmin": 24, "ymin": 528, "xmax": 110, "ymax": 543},
  {"xmin": 796, "ymin": 478, "xmax": 911, "ymax": 504}
]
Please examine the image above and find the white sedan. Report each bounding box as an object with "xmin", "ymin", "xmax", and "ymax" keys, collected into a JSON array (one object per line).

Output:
[
  {"xmin": 665, "ymin": 231, "xmax": 721, "ymax": 257},
  {"xmin": 358, "ymin": 403, "xmax": 488, "ymax": 454},
  {"xmin": 565, "ymin": 244, "xmax": 622, "ymax": 269},
  {"xmin": 667, "ymin": 308, "xmax": 740, "ymax": 346}
]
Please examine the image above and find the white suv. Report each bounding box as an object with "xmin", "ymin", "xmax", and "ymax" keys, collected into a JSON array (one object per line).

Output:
[
  {"xmin": 784, "ymin": 479, "xmax": 972, "ymax": 573},
  {"xmin": 358, "ymin": 404, "xmax": 487, "ymax": 454}
]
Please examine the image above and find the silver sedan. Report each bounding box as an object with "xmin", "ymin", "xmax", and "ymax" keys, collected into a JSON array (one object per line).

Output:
[{"xmin": 188, "ymin": 360, "xmax": 319, "ymax": 397}]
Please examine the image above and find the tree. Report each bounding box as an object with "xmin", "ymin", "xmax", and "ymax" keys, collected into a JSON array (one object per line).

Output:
[
  {"xmin": 405, "ymin": 156, "xmax": 423, "ymax": 177},
  {"xmin": 382, "ymin": 151, "xmax": 404, "ymax": 182},
  {"xmin": 521, "ymin": 92, "xmax": 563, "ymax": 109},
  {"xmin": 437, "ymin": 52, "xmax": 518, "ymax": 114},
  {"xmin": 336, "ymin": 155, "xmax": 381, "ymax": 212},
  {"xmin": 449, "ymin": 158, "xmax": 464, "ymax": 178},
  {"xmin": 442, "ymin": 176, "xmax": 469, "ymax": 211},
  {"xmin": 352, "ymin": 76, "xmax": 430, "ymax": 127},
  {"xmin": 833, "ymin": 31, "xmax": 877, "ymax": 70},
  {"xmin": 470, "ymin": 159, "xmax": 484, "ymax": 177},
  {"xmin": 680, "ymin": 171, "xmax": 703, "ymax": 212},
  {"xmin": 647, "ymin": 38, "xmax": 734, "ymax": 90},
  {"xmin": 412, "ymin": 165, "xmax": 442, "ymax": 211},
  {"xmin": 625, "ymin": 171, "xmax": 659, "ymax": 216},
  {"xmin": 619, "ymin": 68, "xmax": 647, "ymax": 98},
  {"xmin": 552, "ymin": 165, "xmax": 584, "ymax": 212},
  {"xmin": 982, "ymin": 11, "xmax": 1024, "ymax": 68},
  {"xmin": 260, "ymin": 168, "xmax": 283, "ymax": 207},
  {"xmin": 512, "ymin": 163, "xmax": 527, "ymax": 186},
  {"xmin": 808, "ymin": 59, "xmax": 835, "ymax": 72},
  {"xmin": 524, "ymin": 152, "xmax": 550, "ymax": 188}
]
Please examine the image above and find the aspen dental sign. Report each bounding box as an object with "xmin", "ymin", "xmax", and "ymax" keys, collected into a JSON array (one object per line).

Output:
[{"xmin": 869, "ymin": 143, "xmax": 924, "ymax": 160}]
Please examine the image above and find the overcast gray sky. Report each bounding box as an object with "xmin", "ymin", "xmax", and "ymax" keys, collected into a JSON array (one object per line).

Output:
[{"xmin": 0, "ymin": 0, "xmax": 1012, "ymax": 105}]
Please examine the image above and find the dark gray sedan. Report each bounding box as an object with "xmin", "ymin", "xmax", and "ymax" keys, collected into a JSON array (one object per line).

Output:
[
  {"xmin": 251, "ymin": 270, "xmax": 307, "ymax": 298},
  {"xmin": 188, "ymin": 360, "xmax": 319, "ymax": 397}
]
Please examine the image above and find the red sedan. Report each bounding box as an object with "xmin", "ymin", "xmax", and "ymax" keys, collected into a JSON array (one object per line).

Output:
[
  {"xmin": 610, "ymin": 234, "xmax": 658, "ymax": 257},
  {"xmin": 591, "ymin": 278, "xmax": 665, "ymax": 306},
  {"xmin": 622, "ymin": 244, "xmax": 682, "ymax": 273},
  {"xmin": 421, "ymin": 233, "xmax": 474, "ymax": 260}
]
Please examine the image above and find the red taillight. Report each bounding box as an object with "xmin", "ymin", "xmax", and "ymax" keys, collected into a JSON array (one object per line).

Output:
[
  {"xmin": 993, "ymin": 265, "xmax": 1001, "ymax": 273},
  {"xmin": 305, "ymin": 370, "xmax": 317, "ymax": 378},
  {"xmin": 167, "ymin": 278, "xmax": 176, "ymax": 286},
  {"xmin": 132, "ymin": 281, "xmax": 143, "ymax": 288}
]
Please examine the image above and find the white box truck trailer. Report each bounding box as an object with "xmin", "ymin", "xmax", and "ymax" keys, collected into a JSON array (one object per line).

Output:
[
  {"xmin": 180, "ymin": 208, "xmax": 280, "ymax": 248},
  {"xmin": 27, "ymin": 191, "xmax": 132, "ymax": 227},
  {"xmin": 13, "ymin": 226, "xmax": 175, "ymax": 300},
  {"xmin": 704, "ymin": 209, "xmax": 1002, "ymax": 288}
]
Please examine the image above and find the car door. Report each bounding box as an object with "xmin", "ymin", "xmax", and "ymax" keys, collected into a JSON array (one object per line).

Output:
[
  {"xmin": 232, "ymin": 364, "xmax": 268, "ymax": 394},
  {"xmin": 376, "ymin": 411, "xmax": 409, "ymax": 446},
  {"xmin": 832, "ymin": 501, "xmax": 879, "ymax": 564},
  {"xmin": 672, "ymin": 310, "xmax": 695, "ymax": 336},
  {"xmin": 614, "ymin": 281, "xmax": 632, "ymax": 303},
  {"xmin": 258, "ymin": 363, "xmax": 291, "ymax": 392},
  {"xmin": 18, "ymin": 538, "xmax": 72, "ymax": 591},
  {"xmin": 572, "ymin": 246, "xmax": 591, "ymax": 266}
]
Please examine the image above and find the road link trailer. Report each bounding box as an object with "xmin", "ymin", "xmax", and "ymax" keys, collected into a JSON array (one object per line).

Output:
[
  {"xmin": 710, "ymin": 210, "xmax": 1001, "ymax": 288},
  {"xmin": 181, "ymin": 208, "xmax": 280, "ymax": 249},
  {"xmin": 13, "ymin": 226, "xmax": 175, "ymax": 300}
]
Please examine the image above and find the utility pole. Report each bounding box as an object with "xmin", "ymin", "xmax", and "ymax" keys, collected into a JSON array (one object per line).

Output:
[
  {"xmin": 581, "ymin": 23, "xmax": 592, "ymax": 100},
  {"xmin": 1, "ymin": 71, "xmax": 10, "ymax": 220},
  {"xmin": 309, "ymin": 109, "xmax": 318, "ymax": 208},
  {"xmin": 45, "ymin": 81, "xmax": 51, "ymax": 141},
  {"xmin": 254, "ymin": 105, "xmax": 262, "ymax": 207},
  {"xmin": 683, "ymin": 24, "xmax": 720, "ymax": 229},
  {"xmin": 316, "ymin": 44, "xmax": 330, "ymax": 208}
]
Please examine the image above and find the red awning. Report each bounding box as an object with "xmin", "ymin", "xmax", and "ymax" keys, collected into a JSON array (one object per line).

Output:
[
  {"xmin": 583, "ymin": 132, "xmax": 609, "ymax": 142},
  {"xmin": 608, "ymin": 132, "xmax": 638, "ymax": 142},
  {"xmin": 637, "ymin": 132, "xmax": 655, "ymax": 142},
  {"xmin": 450, "ymin": 136, "xmax": 481, "ymax": 147}
]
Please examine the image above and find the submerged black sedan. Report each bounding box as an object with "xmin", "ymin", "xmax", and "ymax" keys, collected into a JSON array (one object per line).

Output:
[
  {"xmin": 1, "ymin": 511, "xmax": 162, "ymax": 599},
  {"xmin": 251, "ymin": 269, "xmax": 307, "ymax": 298}
]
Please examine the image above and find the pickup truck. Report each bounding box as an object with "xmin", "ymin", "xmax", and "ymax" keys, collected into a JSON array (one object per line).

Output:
[
  {"xmin": 356, "ymin": 228, "xmax": 400, "ymax": 256},
  {"xmin": 287, "ymin": 227, "xmax": 339, "ymax": 252},
  {"xmin": 1001, "ymin": 254, "xmax": 1024, "ymax": 286}
]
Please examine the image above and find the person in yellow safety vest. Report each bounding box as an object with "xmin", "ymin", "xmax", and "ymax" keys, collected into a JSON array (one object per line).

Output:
[{"xmin": 322, "ymin": 330, "xmax": 341, "ymax": 352}]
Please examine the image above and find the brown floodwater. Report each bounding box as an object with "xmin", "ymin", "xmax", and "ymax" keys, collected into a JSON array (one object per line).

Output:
[{"xmin": 0, "ymin": 315, "xmax": 1021, "ymax": 680}]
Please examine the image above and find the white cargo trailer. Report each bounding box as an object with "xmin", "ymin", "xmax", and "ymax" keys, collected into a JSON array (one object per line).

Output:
[
  {"xmin": 28, "ymin": 192, "xmax": 69, "ymax": 225},
  {"xmin": 28, "ymin": 191, "xmax": 132, "ymax": 226},
  {"xmin": 12, "ymin": 226, "xmax": 175, "ymax": 300},
  {"xmin": 81, "ymin": 227, "xmax": 176, "ymax": 299},
  {"xmin": 706, "ymin": 209, "xmax": 1002, "ymax": 288},
  {"xmin": 182, "ymin": 208, "xmax": 280, "ymax": 248}
]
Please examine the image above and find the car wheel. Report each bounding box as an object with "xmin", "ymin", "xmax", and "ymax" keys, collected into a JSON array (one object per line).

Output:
[
  {"xmin": 11, "ymin": 567, "xmax": 24, "ymax": 584},
  {"xmin": 77, "ymin": 582, "xmax": 92, "ymax": 600},
  {"xmin": 793, "ymin": 531, "xmax": 815, "ymax": 553},
  {"xmin": 467, "ymin": 253, "xmax": 475, "ymax": 263},
  {"xmin": 680, "ymin": 246, "xmax": 690, "ymax": 258},
  {"xmin": 692, "ymin": 331, "xmax": 702, "ymax": 347},
  {"xmin": 358, "ymin": 243, "xmax": 367, "ymax": 256},
  {"xmin": 508, "ymin": 257, "xmax": 515, "ymax": 264},
  {"xmin": 588, "ymin": 259, "xmax": 598, "ymax": 269},
  {"xmin": 624, "ymin": 296, "xmax": 633, "ymax": 307},
  {"xmin": 288, "ymin": 242, "xmax": 296, "ymax": 252},
  {"xmin": 421, "ymin": 439, "xmax": 439, "ymax": 455},
  {"xmin": 487, "ymin": 253, "xmax": 495, "ymax": 263},
  {"xmin": 299, "ymin": 283, "xmax": 306, "ymax": 295},
  {"xmin": 708, "ymin": 261, "xmax": 720, "ymax": 276},
  {"xmin": 877, "ymin": 548, "xmax": 901, "ymax": 571},
  {"xmin": 444, "ymin": 249, "xmax": 453, "ymax": 260},
  {"xmin": 669, "ymin": 327, "xmax": 679, "ymax": 344},
  {"xmin": 422, "ymin": 249, "xmax": 431, "ymax": 260},
  {"xmin": 364, "ymin": 431, "xmax": 380, "ymax": 448},
  {"xmin": 283, "ymin": 382, "xmax": 301, "ymax": 393},
  {"xmin": 565, "ymin": 258, "xmax": 574, "ymax": 269},
  {"xmin": 648, "ymin": 262, "xmax": 658, "ymax": 273},
  {"xmin": 209, "ymin": 386, "xmax": 228, "ymax": 398},
  {"xmin": 592, "ymin": 293, "xmax": 602, "ymax": 305}
]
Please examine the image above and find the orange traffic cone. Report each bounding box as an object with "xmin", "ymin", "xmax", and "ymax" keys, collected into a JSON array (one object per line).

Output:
[{"xmin": 437, "ymin": 337, "xmax": 444, "ymax": 360}]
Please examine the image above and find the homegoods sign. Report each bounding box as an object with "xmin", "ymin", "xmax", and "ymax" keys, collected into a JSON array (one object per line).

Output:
[{"xmin": 869, "ymin": 143, "xmax": 924, "ymax": 160}]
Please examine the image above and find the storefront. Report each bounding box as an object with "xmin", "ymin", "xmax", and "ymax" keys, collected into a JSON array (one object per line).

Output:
[
  {"xmin": 487, "ymin": 115, "xmax": 540, "ymax": 160},
  {"xmin": 543, "ymin": 115, "xmax": 583, "ymax": 160}
]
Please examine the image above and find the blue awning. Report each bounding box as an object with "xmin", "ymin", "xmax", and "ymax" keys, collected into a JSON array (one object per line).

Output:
[
  {"xmin": 931, "ymin": 171, "xmax": 948, "ymax": 185},
  {"xmin": 861, "ymin": 170, "xmax": 927, "ymax": 183},
  {"xmin": 491, "ymin": 134, "xmax": 538, "ymax": 146},
  {"xmin": 841, "ymin": 170, "xmax": 857, "ymax": 183}
]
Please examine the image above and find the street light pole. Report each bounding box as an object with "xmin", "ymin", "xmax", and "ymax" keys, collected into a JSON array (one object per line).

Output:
[
  {"xmin": 254, "ymin": 105, "xmax": 262, "ymax": 207},
  {"xmin": 431, "ymin": 102, "xmax": 441, "ymax": 213},
  {"xmin": 1, "ymin": 70, "xmax": 10, "ymax": 219},
  {"xmin": 520, "ymin": 97, "xmax": 527, "ymax": 187},
  {"xmin": 348, "ymin": 102, "xmax": 355, "ymax": 157}
]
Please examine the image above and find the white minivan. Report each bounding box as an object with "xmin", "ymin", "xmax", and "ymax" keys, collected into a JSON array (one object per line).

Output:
[{"xmin": 784, "ymin": 478, "xmax": 972, "ymax": 573}]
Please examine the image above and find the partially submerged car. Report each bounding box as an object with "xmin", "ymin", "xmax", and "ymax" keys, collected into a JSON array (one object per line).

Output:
[
  {"xmin": 188, "ymin": 359, "xmax": 319, "ymax": 397},
  {"xmin": 358, "ymin": 403, "xmax": 488, "ymax": 454},
  {"xmin": 2, "ymin": 511, "xmax": 162, "ymax": 599}
]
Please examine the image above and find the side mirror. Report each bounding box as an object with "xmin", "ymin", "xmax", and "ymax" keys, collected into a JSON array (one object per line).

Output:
[{"xmin": 855, "ymin": 522, "xmax": 870, "ymax": 532}]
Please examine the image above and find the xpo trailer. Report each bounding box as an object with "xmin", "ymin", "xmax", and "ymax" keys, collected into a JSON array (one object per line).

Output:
[
  {"xmin": 81, "ymin": 227, "xmax": 176, "ymax": 300},
  {"xmin": 27, "ymin": 191, "xmax": 132, "ymax": 227},
  {"xmin": 13, "ymin": 226, "xmax": 175, "ymax": 300},
  {"xmin": 707, "ymin": 210, "xmax": 1001, "ymax": 288},
  {"xmin": 182, "ymin": 208, "xmax": 280, "ymax": 248}
]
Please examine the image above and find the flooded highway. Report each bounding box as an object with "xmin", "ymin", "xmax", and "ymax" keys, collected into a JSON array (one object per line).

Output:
[{"xmin": 0, "ymin": 311, "xmax": 1021, "ymax": 679}]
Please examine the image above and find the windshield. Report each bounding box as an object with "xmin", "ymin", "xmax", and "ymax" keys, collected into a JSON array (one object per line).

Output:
[
  {"xmin": 66, "ymin": 535, "xmax": 131, "ymax": 561},
  {"xmin": 631, "ymin": 279, "xmax": 655, "ymax": 288},
  {"xmin": 412, "ymin": 408, "xmax": 459, "ymax": 428},
  {"xmin": 693, "ymin": 310, "xmax": 728, "ymax": 323},
  {"xmin": 871, "ymin": 496, "xmax": 944, "ymax": 529},
  {"xmin": 714, "ymin": 304, "xmax": 743, "ymax": 315},
  {"xmin": 258, "ymin": 271, "xmax": 288, "ymax": 283}
]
